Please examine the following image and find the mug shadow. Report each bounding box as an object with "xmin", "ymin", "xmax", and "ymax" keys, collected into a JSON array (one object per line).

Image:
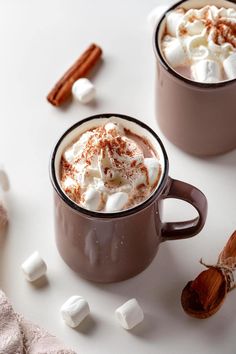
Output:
[
  {"xmin": 82, "ymin": 243, "xmax": 190, "ymax": 320},
  {"xmin": 73, "ymin": 314, "xmax": 98, "ymax": 336},
  {"xmin": 128, "ymin": 312, "xmax": 165, "ymax": 341},
  {"xmin": 191, "ymin": 148, "xmax": 236, "ymax": 168},
  {"xmin": 29, "ymin": 275, "xmax": 50, "ymax": 290}
]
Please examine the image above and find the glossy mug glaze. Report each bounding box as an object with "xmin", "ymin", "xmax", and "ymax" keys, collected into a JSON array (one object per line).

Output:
[
  {"xmin": 154, "ymin": 0, "xmax": 236, "ymax": 156},
  {"xmin": 50, "ymin": 114, "xmax": 208, "ymax": 283}
]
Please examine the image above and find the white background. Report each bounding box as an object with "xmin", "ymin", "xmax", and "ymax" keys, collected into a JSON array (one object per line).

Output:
[{"xmin": 0, "ymin": 0, "xmax": 236, "ymax": 353}]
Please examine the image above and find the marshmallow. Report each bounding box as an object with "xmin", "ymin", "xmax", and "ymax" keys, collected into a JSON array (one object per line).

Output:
[
  {"xmin": 72, "ymin": 78, "xmax": 95, "ymax": 104},
  {"xmin": 223, "ymin": 53, "xmax": 236, "ymax": 80},
  {"xmin": 82, "ymin": 188, "xmax": 101, "ymax": 211},
  {"xmin": 186, "ymin": 20, "xmax": 205, "ymax": 35},
  {"xmin": 227, "ymin": 7, "xmax": 236, "ymax": 18},
  {"xmin": 62, "ymin": 176, "xmax": 77, "ymax": 190},
  {"xmin": 163, "ymin": 38, "xmax": 187, "ymax": 67},
  {"xmin": 21, "ymin": 251, "xmax": 47, "ymax": 282},
  {"xmin": 144, "ymin": 158, "xmax": 160, "ymax": 186},
  {"xmin": 192, "ymin": 59, "xmax": 222, "ymax": 83},
  {"xmin": 104, "ymin": 122, "xmax": 124, "ymax": 136},
  {"xmin": 60, "ymin": 296, "xmax": 90, "ymax": 328},
  {"xmin": 104, "ymin": 122, "xmax": 117, "ymax": 131},
  {"xmin": 105, "ymin": 192, "xmax": 128, "ymax": 212},
  {"xmin": 166, "ymin": 9, "xmax": 184, "ymax": 37},
  {"xmin": 63, "ymin": 148, "xmax": 75, "ymax": 164},
  {"xmin": 0, "ymin": 168, "xmax": 10, "ymax": 192},
  {"xmin": 147, "ymin": 5, "xmax": 168, "ymax": 30},
  {"xmin": 61, "ymin": 118, "xmax": 162, "ymax": 212},
  {"xmin": 162, "ymin": 5, "xmax": 236, "ymax": 83},
  {"xmin": 187, "ymin": 34, "xmax": 209, "ymax": 61},
  {"xmin": 115, "ymin": 298, "xmax": 144, "ymax": 330}
]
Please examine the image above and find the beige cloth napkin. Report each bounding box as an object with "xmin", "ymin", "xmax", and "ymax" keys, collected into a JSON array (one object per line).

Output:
[{"xmin": 0, "ymin": 291, "xmax": 76, "ymax": 354}]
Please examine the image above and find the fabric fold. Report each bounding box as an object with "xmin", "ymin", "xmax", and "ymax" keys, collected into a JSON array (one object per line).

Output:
[{"xmin": 0, "ymin": 291, "xmax": 76, "ymax": 354}]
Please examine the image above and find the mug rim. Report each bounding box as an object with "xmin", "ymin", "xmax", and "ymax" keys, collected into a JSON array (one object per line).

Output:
[
  {"xmin": 153, "ymin": 0, "xmax": 236, "ymax": 89},
  {"xmin": 50, "ymin": 113, "xmax": 169, "ymax": 219}
]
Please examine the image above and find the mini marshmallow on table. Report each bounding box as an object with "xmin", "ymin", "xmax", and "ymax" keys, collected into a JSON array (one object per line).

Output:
[
  {"xmin": 115, "ymin": 298, "xmax": 144, "ymax": 330},
  {"xmin": 21, "ymin": 251, "xmax": 47, "ymax": 282},
  {"xmin": 60, "ymin": 295, "xmax": 90, "ymax": 328},
  {"xmin": 72, "ymin": 78, "xmax": 96, "ymax": 104}
]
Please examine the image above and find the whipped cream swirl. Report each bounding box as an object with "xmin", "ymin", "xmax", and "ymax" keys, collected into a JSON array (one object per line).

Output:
[
  {"xmin": 162, "ymin": 5, "xmax": 236, "ymax": 82},
  {"xmin": 60, "ymin": 119, "xmax": 161, "ymax": 212}
]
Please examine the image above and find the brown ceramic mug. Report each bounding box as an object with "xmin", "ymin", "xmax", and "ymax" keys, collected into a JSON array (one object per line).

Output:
[
  {"xmin": 153, "ymin": 0, "xmax": 236, "ymax": 156},
  {"xmin": 50, "ymin": 113, "xmax": 207, "ymax": 283}
]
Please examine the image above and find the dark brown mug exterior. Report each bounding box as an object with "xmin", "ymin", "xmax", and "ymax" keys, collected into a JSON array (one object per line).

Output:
[
  {"xmin": 153, "ymin": 0, "xmax": 236, "ymax": 156},
  {"xmin": 50, "ymin": 114, "xmax": 208, "ymax": 283}
]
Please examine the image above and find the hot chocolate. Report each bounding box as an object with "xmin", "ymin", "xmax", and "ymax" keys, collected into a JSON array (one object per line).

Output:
[
  {"xmin": 60, "ymin": 117, "xmax": 161, "ymax": 212},
  {"xmin": 161, "ymin": 4, "xmax": 236, "ymax": 83}
]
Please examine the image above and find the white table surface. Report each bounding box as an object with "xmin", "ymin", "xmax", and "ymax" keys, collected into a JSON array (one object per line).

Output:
[{"xmin": 1, "ymin": 0, "xmax": 236, "ymax": 353}]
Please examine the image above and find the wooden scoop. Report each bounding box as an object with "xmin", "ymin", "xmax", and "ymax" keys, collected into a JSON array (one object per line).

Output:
[{"xmin": 181, "ymin": 231, "xmax": 236, "ymax": 319}]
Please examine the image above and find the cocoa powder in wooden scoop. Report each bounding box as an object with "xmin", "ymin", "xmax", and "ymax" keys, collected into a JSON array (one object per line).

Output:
[{"xmin": 181, "ymin": 230, "xmax": 236, "ymax": 319}]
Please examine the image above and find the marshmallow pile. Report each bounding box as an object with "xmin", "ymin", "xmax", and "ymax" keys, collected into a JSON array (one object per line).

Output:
[
  {"xmin": 162, "ymin": 5, "xmax": 236, "ymax": 83},
  {"xmin": 61, "ymin": 118, "xmax": 161, "ymax": 212}
]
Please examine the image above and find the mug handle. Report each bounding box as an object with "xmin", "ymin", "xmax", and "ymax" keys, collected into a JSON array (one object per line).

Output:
[{"xmin": 161, "ymin": 177, "xmax": 207, "ymax": 241}]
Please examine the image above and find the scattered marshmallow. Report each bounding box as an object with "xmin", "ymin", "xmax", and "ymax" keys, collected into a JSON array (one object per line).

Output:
[
  {"xmin": 60, "ymin": 295, "xmax": 90, "ymax": 328},
  {"xmin": 21, "ymin": 251, "xmax": 47, "ymax": 282},
  {"xmin": 223, "ymin": 53, "xmax": 236, "ymax": 80},
  {"xmin": 115, "ymin": 298, "xmax": 144, "ymax": 330},
  {"xmin": 163, "ymin": 37, "xmax": 187, "ymax": 67},
  {"xmin": 166, "ymin": 9, "xmax": 185, "ymax": 37},
  {"xmin": 72, "ymin": 78, "xmax": 96, "ymax": 104},
  {"xmin": 147, "ymin": 5, "xmax": 168, "ymax": 30},
  {"xmin": 105, "ymin": 192, "xmax": 129, "ymax": 212},
  {"xmin": 82, "ymin": 188, "xmax": 101, "ymax": 211},
  {"xmin": 144, "ymin": 157, "xmax": 160, "ymax": 186},
  {"xmin": 192, "ymin": 59, "xmax": 222, "ymax": 83}
]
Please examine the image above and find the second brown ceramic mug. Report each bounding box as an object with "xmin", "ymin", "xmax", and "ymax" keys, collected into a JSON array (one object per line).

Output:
[
  {"xmin": 153, "ymin": 0, "xmax": 236, "ymax": 156},
  {"xmin": 50, "ymin": 114, "xmax": 207, "ymax": 283}
]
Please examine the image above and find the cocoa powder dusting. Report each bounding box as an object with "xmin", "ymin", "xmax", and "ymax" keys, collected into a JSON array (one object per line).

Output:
[{"xmin": 60, "ymin": 122, "xmax": 161, "ymax": 211}]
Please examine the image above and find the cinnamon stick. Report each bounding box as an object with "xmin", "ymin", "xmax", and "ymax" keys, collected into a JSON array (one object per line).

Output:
[{"xmin": 47, "ymin": 43, "xmax": 102, "ymax": 106}]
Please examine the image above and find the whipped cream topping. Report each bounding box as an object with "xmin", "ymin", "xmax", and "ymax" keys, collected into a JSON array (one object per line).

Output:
[
  {"xmin": 162, "ymin": 5, "xmax": 236, "ymax": 82},
  {"xmin": 60, "ymin": 119, "xmax": 161, "ymax": 212}
]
